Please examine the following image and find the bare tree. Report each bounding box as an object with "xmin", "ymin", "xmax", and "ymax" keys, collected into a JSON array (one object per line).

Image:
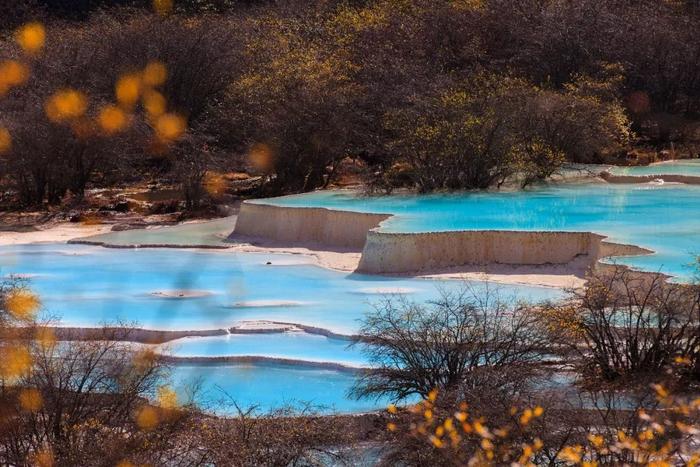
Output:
[
  {"xmin": 543, "ymin": 266, "xmax": 700, "ymax": 382},
  {"xmin": 351, "ymin": 286, "xmax": 550, "ymax": 401}
]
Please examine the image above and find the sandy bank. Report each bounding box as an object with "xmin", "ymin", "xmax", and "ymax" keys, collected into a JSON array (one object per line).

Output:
[
  {"xmin": 0, "ymin": 222, "xmax": 112, "ymax": 246},
  {"xmin": 412, "ymin": 262, "xmax": 589, "ymax": 289},
  {"xmin": 227, "ymin": 241, "xmax": 362, "ymax": 272}
]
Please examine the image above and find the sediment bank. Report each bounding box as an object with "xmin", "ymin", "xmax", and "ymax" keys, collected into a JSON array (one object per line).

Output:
[
  {"xmin": 161, "ymin": 355, "xmax": 363, "ymax": 372},
  {"xmin": 9, "ymin": 321, "xmax": 355, "ymax": 345},
  {"xmin": 68, "ymin": 239, "xmax": 230, "ymax": 249},
  {"xmin": 601, "ymin": 172, "xmax": 700, "ymax": 185}
]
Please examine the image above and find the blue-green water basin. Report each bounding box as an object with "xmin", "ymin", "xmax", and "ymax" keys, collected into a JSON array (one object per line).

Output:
[
  {"xmin": 255, "ymin": 183, "xmax": 700, "ymax": 280},
  {"xmin": 0, "ymin": 244, "xmax": 561, "ymax": 413},
  {"xmin": 0, "ymin": 244, "xmax": 562, "ymax": 334},
  {"xmin": 168, "ymin": 362, "xmax": 398, "ymax": 414}
]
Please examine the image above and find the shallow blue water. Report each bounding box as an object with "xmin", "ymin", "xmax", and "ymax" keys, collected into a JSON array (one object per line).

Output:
[
  {"xmin": 0, "ymin": 244, "xmax": 562, "ymax": 334},
  {"xmin": 84, "ymin": 216, "xmax": 236, "ymax": 247},
  {"xmin": 168, "ymin": 363, "xmax": 399, "ymax": 414},
  {"xmin": 0, "ymin": 243, "xmax": 561, "ymax": 413},
  {"xmin": 258, "ymin": 184, "xmax": 700, "ymax": 280}
]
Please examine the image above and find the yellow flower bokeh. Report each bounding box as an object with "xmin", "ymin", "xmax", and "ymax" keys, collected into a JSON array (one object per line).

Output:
[
  {"xmin": 153, "ymin": 0, "xmax": 174, "ymax": 15},
  {"xmin": 116, "ymin": 74, "xmax": 141, "ymax": 109},
  {"xmin": 248, "ymin": 143, "xmax": 274, "ymax": 172},
  {"xmin": 143, "ymin": 61, "xmax": 167, "ymax": 87},
  {"xmin": 143, "ymin": 90, "xmax": 167, "ymax": 118},
  {"xmin": 154, "ymin": 113, "xmax": 186, "ymax": 141},
  {"xmin": 135, "ymin": 405, "xmax": 159, "ymax": 431},
  {"xmin": 45, "ymin": 89, "xmax": 88, "ymax": 122},
  {"xmin": 35, "ymin": 326, "xmax": 57, "ymax": 350},
  {"xmin": 0, "ymin": 345, "xmax": 32, "ymax": 379},
  {"xmin": 203, "ymin": 172, "xmax": 227, "ymax": 197},
  {"xmin": 15, "ymin": 22, "xmax": 46, "ymax": 55},
  {"xmin": 0, "ymin": 60, "xmax": 29, "ymax": 96},
  {"xmin": 98, "ymin": 105, "xmax": 129, "ymax": 134},
  {"xmin": 156, "ymin": 385, "xmax": 178, "ymax": 409}
]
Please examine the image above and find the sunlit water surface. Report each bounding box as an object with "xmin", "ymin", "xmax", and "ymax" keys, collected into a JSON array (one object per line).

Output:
[
  {"xmin": 168, "ymin": 362, "xmax": 403, "ymax": 414},
  {"xmin": 0, "ymin": 244, "xmax": 561, "ymax": 333},
  {"xmin": 0, "ymin": 244, "xmax": 560, "ymax": 413}
]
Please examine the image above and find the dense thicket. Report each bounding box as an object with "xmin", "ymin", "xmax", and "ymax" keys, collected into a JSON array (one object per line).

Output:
[{"xmin": 1, "ymin": 0, "xmax": 698, "ymax": 206}]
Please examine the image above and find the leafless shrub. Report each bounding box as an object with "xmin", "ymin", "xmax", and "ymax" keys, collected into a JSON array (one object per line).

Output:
[
  {"xmin": 351, "ymin": 286, "xmax": 550, "ymax": 401},
  {"xmin": 542, "ymin": 266, "xmax": 700, "ymax": 383}
]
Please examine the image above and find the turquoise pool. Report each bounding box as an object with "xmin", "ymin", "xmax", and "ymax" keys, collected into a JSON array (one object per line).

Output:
[
  {"xmin": 168, "ymin": 362, "xmax": 401, "ymax": 414},
  {"xmin": 0, "ymin": 244, "xmax": 561, "ymax": 334},
  {"xmin": 257, "ymin": 183, "xmax": 700, "ymax": 279},
  {"xmin": 0, "ymin": 243, "xmax": 561, "ymax": 413}
]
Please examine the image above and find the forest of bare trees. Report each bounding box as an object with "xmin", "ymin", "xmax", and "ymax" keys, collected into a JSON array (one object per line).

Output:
[{"xmin": 1, "ymin": 0, "xmax": 698, "ymax": 208}]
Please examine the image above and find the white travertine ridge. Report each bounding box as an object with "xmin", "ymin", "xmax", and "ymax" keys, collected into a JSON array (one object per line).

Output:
[
  {"xmin": 231, "ymin": 201, "xmax": 654, "ymax": 275},
  {"xmin": 231, "ymin": 202, "xmax": 390, "ymax": 249}
]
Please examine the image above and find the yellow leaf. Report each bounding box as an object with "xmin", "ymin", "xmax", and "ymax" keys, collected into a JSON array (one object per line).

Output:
[
  {"xmin": 45, "ymin": 89, "xmax": 88, "ymax": 122},
  {"xmin": 5, "ymin": 289, "xmax": 40, "ymax": 320},
  {"xmin": 156, "ymin": 385, "xmax": 178, "ymax": 409},
  {"xmin": 153, "ymin": 0, "xmax": 173, "ymax": 15},
  {"xmin": 0, "ymin": 345, "xmax": 32, "ymax": 379},
  {"xmin": 248, "ymin": 143, "xmax": 274, "ymax": 172},
  {"xmin": 135, "ymin": 405, "xmax": 159, "ymax": 430},
  {"xmin": 143, "ymin": 90, "xmax": 167, "ymax": 117},
  {"xmin": 0, "ymin": 60, "xmax": 29, "ymax": 89},
  {"xmin": 35, "ymin": 327, "xmax": 57, "ymax": 350},
  {"xmin": 31, "ymin": 449, "xmax": 53, "ymax": 467},
  {"xmin": 116, "ymin": 74, "xmax": 141, "ymax": 108}
]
